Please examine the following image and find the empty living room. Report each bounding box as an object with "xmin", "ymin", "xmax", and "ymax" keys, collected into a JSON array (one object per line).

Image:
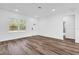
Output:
[{"xmin": 0, "ymin": 3, "xmax": 79, "ymax": 55}]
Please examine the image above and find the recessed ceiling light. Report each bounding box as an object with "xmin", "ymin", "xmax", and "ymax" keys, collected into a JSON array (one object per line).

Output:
[
  {"xmin": 14, "ymin": 9, "xmax": 19, "ymax": 12},
  {"xmin": 52, "ymin": 9, "xmax": 56, "ymax": 12}
]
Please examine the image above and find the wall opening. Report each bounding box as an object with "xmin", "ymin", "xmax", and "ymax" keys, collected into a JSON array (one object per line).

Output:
[{"xmin": 63, "ymin": 15, "xmax": 75, "ymax": 43}]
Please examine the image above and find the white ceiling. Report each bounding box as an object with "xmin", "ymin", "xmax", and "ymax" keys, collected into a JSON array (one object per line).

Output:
[{"xmin": 0, "ymin": 3, "xmax": 79, "ymax": 17}]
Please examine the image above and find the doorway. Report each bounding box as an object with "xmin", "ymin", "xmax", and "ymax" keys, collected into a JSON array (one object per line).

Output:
[{"xmin": 63, "ymin": 15, "xmax": 75, "ymax": 43}]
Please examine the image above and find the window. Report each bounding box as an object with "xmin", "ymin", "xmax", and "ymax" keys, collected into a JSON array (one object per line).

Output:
[
  {"xmin": 19, "ymin": 20, "xmax": 26, "ymax": 30},
  {"xmin": 9, "ymin": 18, "xmax": 26, "ymax": 32}
]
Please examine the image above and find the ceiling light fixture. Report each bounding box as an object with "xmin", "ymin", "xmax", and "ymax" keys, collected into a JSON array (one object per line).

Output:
[
  {"xmin": 52, "ymin": 9, "xmax": 56, "ymax": 12},
  {"xmin": 14, "ymin": 9, "xmax": 19, "ymax": 12}
]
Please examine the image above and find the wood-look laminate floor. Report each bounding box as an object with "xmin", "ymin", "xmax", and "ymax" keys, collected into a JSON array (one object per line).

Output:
[{"xmin": 0, "ymin": 35, "xmax": 79, "ymax": 55}]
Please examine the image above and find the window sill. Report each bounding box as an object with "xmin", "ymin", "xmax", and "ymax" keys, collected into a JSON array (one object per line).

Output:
[{"xmin": 8, "ymin": 30, "xmax": 26, "ymax": 33}]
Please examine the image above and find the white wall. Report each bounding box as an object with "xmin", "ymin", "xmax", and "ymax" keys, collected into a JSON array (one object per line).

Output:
[
  {"xmin": 0, "ymin": 9, "xmax": 38, "ymax": 41},
  {"xmin": 75, "ymin": 13, "xmax": 79, "ymax": 43},
  {"xmin": 38, "ymin": 15, "xmax": 63, "ymax": 40},
  {"xmin": 70, "ymin": 12, "xmax": 79, "ymax": 43},
  {"xmin": 37, "ymin": 12, "xmax": 76, "ymax": 40},
  {"xmin": 1, "ymin": 9, "xmax": 79, "ymax": 43},
  {"xmin": 63, "ymin": 15, "xmax": 75, "ymax": 39}
]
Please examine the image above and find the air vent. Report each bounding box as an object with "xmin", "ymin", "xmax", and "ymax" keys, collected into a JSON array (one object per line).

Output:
[{"xmin": 38, "ymin": 6, "xmax": 42, "ymax": 9}]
